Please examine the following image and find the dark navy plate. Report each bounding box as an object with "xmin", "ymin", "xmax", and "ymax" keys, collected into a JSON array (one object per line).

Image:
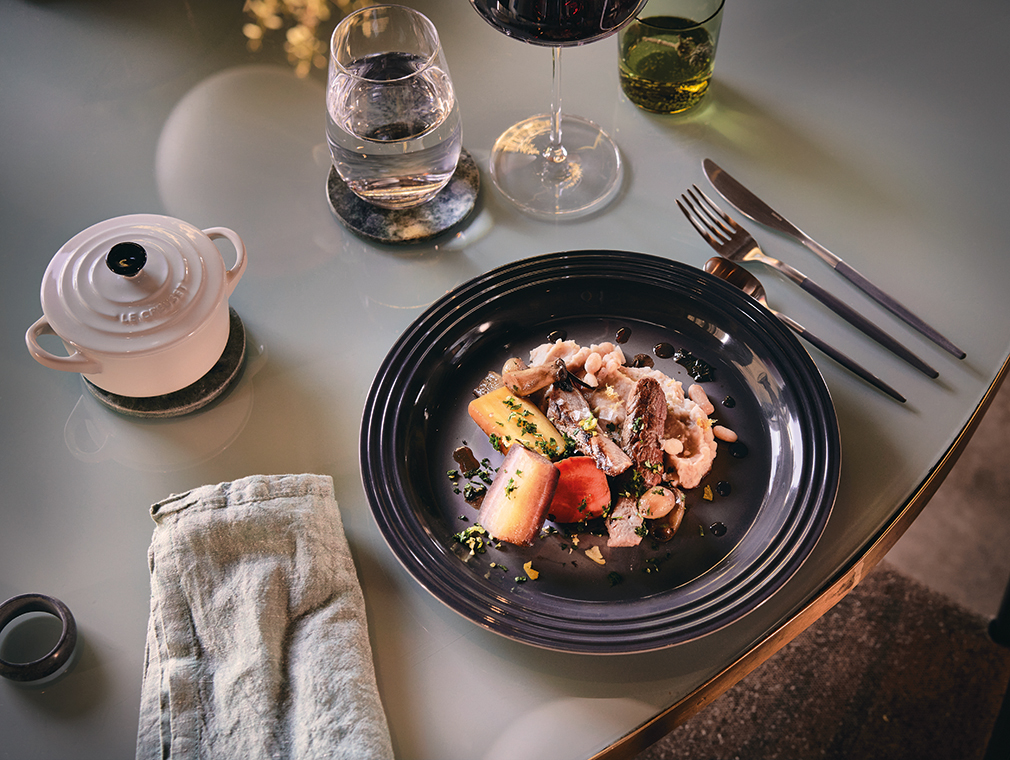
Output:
[{"xmin": 360, "ymin": 251, "xmax": 839, "ymax": 653}]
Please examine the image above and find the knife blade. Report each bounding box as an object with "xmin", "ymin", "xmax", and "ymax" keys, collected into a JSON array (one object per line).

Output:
[{"xmin": 703, "ymin": 158, "xmax": 966, "ymax": 360}]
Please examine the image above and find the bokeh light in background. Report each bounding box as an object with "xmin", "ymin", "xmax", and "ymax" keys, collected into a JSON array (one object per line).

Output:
[{"xmin": 243, "ymin": 0, "xmax": 375, "ymax": 77}]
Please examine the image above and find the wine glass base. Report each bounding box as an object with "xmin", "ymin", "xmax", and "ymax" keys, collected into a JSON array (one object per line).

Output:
[{"xmin": 489, "ymin": 113, "xmax": 623, "ymax": 219}]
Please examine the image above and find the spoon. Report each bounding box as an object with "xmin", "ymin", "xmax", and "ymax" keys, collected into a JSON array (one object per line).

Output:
[{"xmin": 704, "ymin": 257, "xmax": 906, "ymax": 403}]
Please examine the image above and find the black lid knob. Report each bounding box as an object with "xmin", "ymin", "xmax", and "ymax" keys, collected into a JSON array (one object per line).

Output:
[{"xmin": 106, "ymin": 242, "xmax": 147, "ymax": 277}]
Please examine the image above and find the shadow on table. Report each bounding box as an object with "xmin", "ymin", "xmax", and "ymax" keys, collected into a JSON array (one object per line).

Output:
[
  {"xmin": 6, "ymin": 625, "xmax": 110, "ymax": 719},
  {"xmin": 637, "ymin": 78, "xmax": 906, "ymax": 220}
]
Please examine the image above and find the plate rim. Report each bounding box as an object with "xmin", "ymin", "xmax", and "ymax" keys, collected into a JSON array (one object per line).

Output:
[{"xmin": 360, "ymin": 250, "xmax": 839, "ymax": 653}]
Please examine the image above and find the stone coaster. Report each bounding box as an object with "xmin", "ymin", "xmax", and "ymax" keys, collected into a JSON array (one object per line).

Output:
[
  {"xmin": 85, "ymin": 308, "xmax": 247, "ymax": 419},
  {"xmin": 326, "ymin": 148, "xmax": 479, "ymax": 244}
]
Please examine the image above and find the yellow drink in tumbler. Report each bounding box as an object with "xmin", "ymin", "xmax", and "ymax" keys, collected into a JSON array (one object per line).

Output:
[{"xmin": 619, "ymin": 15, "xmax": 716, "ymax": 113}]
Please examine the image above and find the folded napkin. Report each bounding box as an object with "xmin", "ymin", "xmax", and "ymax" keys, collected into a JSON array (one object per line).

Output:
[{"xmin": 136, "ymin": 474, "xmax": 393, "ymax": 760}]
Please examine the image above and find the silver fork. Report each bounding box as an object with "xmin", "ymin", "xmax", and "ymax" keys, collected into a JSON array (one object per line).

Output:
[{"xmin": 677, "ymin": 185, "xmax": 938, "ymax": 379}]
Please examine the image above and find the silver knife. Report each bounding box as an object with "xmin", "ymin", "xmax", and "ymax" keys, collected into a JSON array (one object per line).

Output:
[{"xmin": 704, "ymin": 158, "xmax": 966, "ymax": 360}]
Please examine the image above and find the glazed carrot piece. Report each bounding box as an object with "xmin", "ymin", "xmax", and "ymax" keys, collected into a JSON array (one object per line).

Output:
[
  {"xmin": 547, "ymin": 456, "xmax": 611, "ymax": 523},
  {"xmin": 478, "ymin": 445, "xmax": 559, "ymax": 545}
]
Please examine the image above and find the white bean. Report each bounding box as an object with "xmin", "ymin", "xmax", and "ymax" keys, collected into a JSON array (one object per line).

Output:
[{"xmin": 713, "ymin": 425, "xmax": 737, "ymax": 443}]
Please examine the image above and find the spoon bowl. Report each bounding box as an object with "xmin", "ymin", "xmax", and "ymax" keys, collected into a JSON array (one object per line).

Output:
[{"xmin": 704, "ymin": 257, "xmax": 769, "ymax": 305}]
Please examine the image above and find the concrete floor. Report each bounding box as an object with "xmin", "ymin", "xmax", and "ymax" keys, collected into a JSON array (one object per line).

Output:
[{"xmin": 886, "ymin": 376, "xmax": 1010, "ymax": 620}]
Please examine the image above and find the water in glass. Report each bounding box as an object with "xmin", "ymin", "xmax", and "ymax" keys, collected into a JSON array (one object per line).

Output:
[{"xmin": 327, "ymin": 50, "xmax": 461, "ymax": 210}]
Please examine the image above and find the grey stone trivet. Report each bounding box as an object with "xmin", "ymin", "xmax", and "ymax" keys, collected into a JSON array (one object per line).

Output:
[
  {"xmin": 326, "ymin": 148, "xmax": 479, "ymax": 244},
  {"xmin": 84, "ymin": 308, "xmax": 247, "ymax": 418}
]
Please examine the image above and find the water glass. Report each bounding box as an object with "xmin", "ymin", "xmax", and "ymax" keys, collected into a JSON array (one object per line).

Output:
[
  {"xmin": 618, "ymin": 0, "xmax": 724, "ymax": 114},
  {"xmin": 326, "ymin": 5, "xmax": 462, "ymax": 210}
]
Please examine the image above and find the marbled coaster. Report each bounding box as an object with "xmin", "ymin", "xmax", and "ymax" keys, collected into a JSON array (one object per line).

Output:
[
  {"xmin": 326, "ymin": 148, "xmax": 480, "ymax": 244},
  {"xmin": 85, "ymin": 308, "xmax": 247, "ymax": 419}
]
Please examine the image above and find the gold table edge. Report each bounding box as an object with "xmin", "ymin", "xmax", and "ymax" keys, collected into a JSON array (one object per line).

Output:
[{"xmin": 591, "ymin": 354, "xmax": 1010, "ymax": 760}]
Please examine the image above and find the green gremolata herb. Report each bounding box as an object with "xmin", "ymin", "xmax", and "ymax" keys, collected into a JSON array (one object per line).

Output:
[
  {"xmin": 463, "ymin": 483, "xmax": 486, "ymax": 501},
  {"xmin": 534, "ymin": 437, "xmax": 561, "ymax": 458},
  {"xmin": 505, "ymin": 477, "xmax": 517, "ymax": 498},
  {"xmin": 453, "ymin": 525, "xmax": 490, "ymax": 555}
]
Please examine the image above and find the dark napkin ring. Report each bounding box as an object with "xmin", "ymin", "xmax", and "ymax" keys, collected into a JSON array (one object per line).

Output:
[{"xmin": 0, "ymin": 593, "xmax": 78, "ymax": 683}]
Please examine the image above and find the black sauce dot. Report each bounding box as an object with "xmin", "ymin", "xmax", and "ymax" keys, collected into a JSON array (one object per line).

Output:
[
  {"xmin": 616, "ymin": 327, "xmax": 632, "ymax": 344},
  {"xmin": 630, "ymin": 353, "xmax": 654, "ymax": 368},
  {"xmin": 547, "ymin": 329, "xmax": 567, "ymax": 343},
  {"xmin": 729, "ymin": 441, "xmax": 749, "ymax": 459},
  {"xmin": 654, "ymin": 341, "xmax": 675, "ymax": 359},
  {"xmin": 716, "ymin": 480, "xmax": 732, "ymax": 497},
  {"xmin": 453, "ymin": 446, "xmax": 480, "ymax": 473},
  {"xmin": 710, "ymin": 522, "xmax": 727, "ymax": 537},
  {"xmin": 672, "ymin": 349, "xmax": 715, "ymax": 382},
  {"xmin": 722, "ymin": 396, "xmax": 736, "ymax": 408},
  {"xmin": 651, "ymin": 524, "xmax": 675, "ymax": 542}
]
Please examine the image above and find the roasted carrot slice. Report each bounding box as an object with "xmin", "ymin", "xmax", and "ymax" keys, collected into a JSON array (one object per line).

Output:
[
  {"xmin": 547, "ymin": 456, "xmax": 611, "ymax": 523},
  {"xmin": 478, "ymin": 445, "xmax": 559, "ymax": 546},
  {"xmin": 468, "ymin": 386, "xmax": 564, "ymax": 458}
]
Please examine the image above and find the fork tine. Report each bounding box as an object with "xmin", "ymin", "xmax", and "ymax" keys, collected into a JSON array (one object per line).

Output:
[
  {"xmin": 675, "ymin": 198, "xmax": 722, "ymax": 247},
  {"xmin": 688, "ymin": 185, "xmax": 739, "ymax": 235},
  {"xmin": 682, "ymin": 189, "xmax": 731, "ymax": 242},
  {"xmin": 679, "ymin": 192, "xmax": 730, "ymax": 242}
]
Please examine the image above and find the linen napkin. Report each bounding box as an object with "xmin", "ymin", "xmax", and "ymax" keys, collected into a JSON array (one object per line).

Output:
[{"xmin": 136, "ymin": 474, "xmax": 393, "ymax": 760}]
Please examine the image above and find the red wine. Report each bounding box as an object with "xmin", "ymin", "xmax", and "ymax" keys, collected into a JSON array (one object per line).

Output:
[{"xmin": 471, "ymin": 0, "xmax": 646, "ymax": 46}]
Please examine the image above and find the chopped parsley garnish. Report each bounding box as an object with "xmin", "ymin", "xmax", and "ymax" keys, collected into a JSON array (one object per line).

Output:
[
  {"xmin": 463, "ymin": 482, "xmax": 486, "ymax": 501},
  {"xmin": 535, "ymin": 438, "xmax": 561, "ymax": 458},
  {"xmin": 505, "ymin": 477, "xmax": 518, "ymax": 498},
  {"xmin": 453, "ymin": 525, "xmax": 490, "ymax": 555}
]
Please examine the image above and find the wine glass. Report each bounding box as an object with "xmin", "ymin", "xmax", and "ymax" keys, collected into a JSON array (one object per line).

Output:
[{"xmin": 471, "ymin": 0, "xmax": 648, "ymax": 218}]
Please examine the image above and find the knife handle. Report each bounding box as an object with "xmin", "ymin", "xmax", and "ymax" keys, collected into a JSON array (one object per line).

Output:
[
  {"xmin": 776, "ymin": 314, "xmax": 906, "ymax": 403},
  {"xmin": 832, "ymin": 259, "xmax": 966, "ymax": 360},
  {"xmin": 797, "ymin": 276, "xmax": 939, "ymax": 378}
]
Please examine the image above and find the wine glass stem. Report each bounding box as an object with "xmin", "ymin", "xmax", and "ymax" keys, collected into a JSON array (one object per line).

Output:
[{"xmin": 544, "ymin": 46, "xmax": 568, "ymax": 166}]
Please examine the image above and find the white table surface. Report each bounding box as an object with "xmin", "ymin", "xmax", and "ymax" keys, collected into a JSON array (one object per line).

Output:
[{"xmin": 2, "ymin": 1, "xmax": 1009, "ymax": 758}]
